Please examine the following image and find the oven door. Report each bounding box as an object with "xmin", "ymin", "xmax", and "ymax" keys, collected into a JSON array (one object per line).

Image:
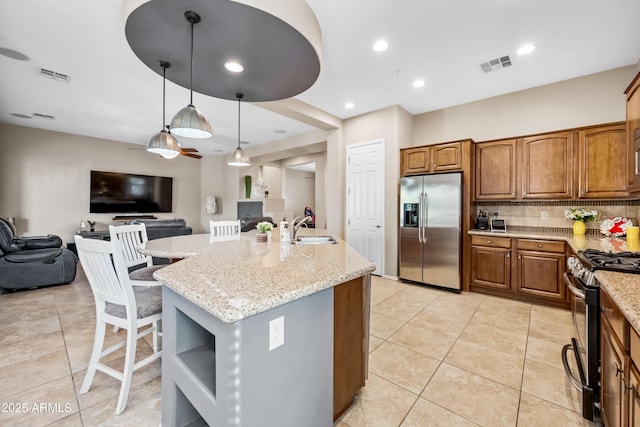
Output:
[{"xmin": 562, "ymin": 271, "xmax": 598, "ymax": 421}]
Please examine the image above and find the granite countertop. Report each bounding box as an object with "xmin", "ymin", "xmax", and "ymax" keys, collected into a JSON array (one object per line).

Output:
[
  {"xmin": 596, "ymin": 270, "xmax": 640, "ymax": 334},
  {"xmin": 143, "ymin": 229, "xmax": 376, "ymax": 324},
  {"xmin": 468, "ymin": 229, "xmax": 635, "ymax": 254}
]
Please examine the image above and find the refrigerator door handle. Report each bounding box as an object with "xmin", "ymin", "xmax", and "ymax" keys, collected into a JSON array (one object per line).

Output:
[
  {"xmin": 423, "ymin": 192, "xmax": 428, "ymax": 242},
  {"xmin": 417, "ymin": 192, "xmax": 423, "ymax": 243}
]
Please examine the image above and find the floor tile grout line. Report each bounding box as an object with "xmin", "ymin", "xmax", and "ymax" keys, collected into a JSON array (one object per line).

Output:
[{"xmin": 53, "ymin": 284, "xmax": 85, "ymax": 427}]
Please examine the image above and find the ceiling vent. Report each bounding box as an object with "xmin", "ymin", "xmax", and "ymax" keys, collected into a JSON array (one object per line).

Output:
[
  {"xmin": 33, "ymin": 112, "xmax": 55, "ymax": 120},
  {"xmin": 478, "ymin": 55, "xmax": 512, "ymax": 74},
  {"xmin": 39, "ymin": 68, "xmax": 71, "ymax": 82}
]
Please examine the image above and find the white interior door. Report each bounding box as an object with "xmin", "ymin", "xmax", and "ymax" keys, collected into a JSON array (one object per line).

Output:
[{"xmin": 346, "ymin": 140, "xmax": 385, "ymax": 275}]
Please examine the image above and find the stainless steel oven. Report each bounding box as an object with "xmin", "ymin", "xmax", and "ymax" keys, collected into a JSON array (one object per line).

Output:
[{"xmin": 562, "ymin": 256, "xmax": 600, "ymax": 422}]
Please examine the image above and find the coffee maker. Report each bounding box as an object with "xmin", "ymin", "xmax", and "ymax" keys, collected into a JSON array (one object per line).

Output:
[{"xmin": 475, "ymin": 210, "xmax": 489, "ymax": 230}]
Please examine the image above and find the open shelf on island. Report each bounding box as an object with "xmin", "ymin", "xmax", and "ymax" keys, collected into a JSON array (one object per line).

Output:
[{"xmin": 176, "ymin": 308, "xmax": 216, "ymax": 398}]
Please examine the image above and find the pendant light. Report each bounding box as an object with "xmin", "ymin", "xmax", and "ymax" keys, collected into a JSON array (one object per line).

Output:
[
  {"xmin": 227, "ymin": 93, "xmax": 250, "ymax": 167},
  {"xmin": 147, "ymin": 61, "xmax": 181, "ymax": 158},
  {"xmin": 170, "ymin": 11, "xmax": 212, "ymax": 139}
]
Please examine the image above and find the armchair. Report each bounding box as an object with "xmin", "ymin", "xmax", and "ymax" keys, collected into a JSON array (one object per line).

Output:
[{"xmin": 0, "ymin": 218, "xmax": 78, "ymax": 290}]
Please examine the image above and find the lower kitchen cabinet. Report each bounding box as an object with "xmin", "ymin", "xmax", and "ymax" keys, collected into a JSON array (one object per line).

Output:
[
  {"xmin": 470, "ymin": 236, "xmax": 511, "ymax": 290},
  {"xmin": 515, "ymin": 239, "xmax": 565, "ymax": 301},
  {"xmin": 601, "ymin": 315, "xmax": 627, "ymax": 427},
  {"xmin": 470, "ymin": 235, "xmax": 567, "ymax": 307},
  {"xmin": 598, "ymin": 289, "xmax": 640, "ymax": 427},
  {"xmin": 629, "ymin": 363, "xmax": 640, "ymax": 426}
]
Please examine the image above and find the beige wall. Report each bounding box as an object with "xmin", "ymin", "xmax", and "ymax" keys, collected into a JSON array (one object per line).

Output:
[
  {"xmin": 0, "ymin": 124, "xmax": 203, "ymax": 241},
  {"xmin": 412, "ymin": 66, "xmax": 635, "ymax": 146},
  {"xmin": 342, "ymin": 105, "xmax": 409, "ymax": 277},
  {"xmin": 283, "ymin": 168, "xmax": 315, "ymax": 219}
]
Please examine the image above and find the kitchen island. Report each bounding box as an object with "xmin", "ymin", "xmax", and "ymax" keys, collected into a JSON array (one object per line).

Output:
[{"xmin": 141, "ymin": 230, "xmax": 375, "ymax": 427}]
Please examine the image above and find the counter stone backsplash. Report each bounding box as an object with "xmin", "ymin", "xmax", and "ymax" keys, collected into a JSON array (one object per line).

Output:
[{"xmin": 475, "ymin": 201, "xmax": 640, "ymax": 231}]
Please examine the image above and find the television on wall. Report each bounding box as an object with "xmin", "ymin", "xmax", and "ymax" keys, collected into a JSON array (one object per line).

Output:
[{"xmin": 90, "ymin": 170, "xmax": 173, "ymax": 213}]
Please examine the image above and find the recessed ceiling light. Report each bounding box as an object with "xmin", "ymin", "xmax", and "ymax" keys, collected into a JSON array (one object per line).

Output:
[
  {"xmin": 224, "ymin": 61, "xmax": 244, "ymax": 72},
  {"xmin": 345, "ymin": 102, "xmax": 355, "ymax": 109},
  {"xmin": 274, "ymin": 129, "xmax": 287, "ymax": 134},
  {"xmin": 412, "ymin": 79, "xmax": 425, "ymax": 88},
  {"xmin": 373, "ymin": 40, "xmax": 388, "ymax": 52},
  {"xmin": 517, "ymin": 44, "xmax": 536, "ymax": 55}
]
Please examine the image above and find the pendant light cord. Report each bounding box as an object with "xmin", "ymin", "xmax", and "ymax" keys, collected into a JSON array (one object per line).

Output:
[
  {"xmin": 189, "ymin": 19, "xmax": 194, "ymax": 105},
  {"xmin": 159, "ymin": 61, "xmax": 170, "ymax": 130},
  {"xmin": 236, "ymin": 93, "xmax": 243, "ymax": 149}
]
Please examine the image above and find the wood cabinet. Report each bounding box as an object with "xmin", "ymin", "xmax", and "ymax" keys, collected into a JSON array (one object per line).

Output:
[
  {"xmin": 401, "ymin": 141, "xmax": 465, "ymax": 176},
  {"xmin": 601, "ymin": 289, "xmax": 630, "ymax": 427},
  {"xmin": 402, "ymin": 147, "xmax": 430, "ymax": 175},
  {"xmin": 626, "ymin": 72, "xmax": 640, "ymax": 192},
  {"xmin": 470, "ymin": 235, "xmax": 567, "ymax": 307},
  {"xmin": 521, "ymin": 132, "xmax": 573, "ymax": 199},
  {"xmin": 601, "ymin": 315, "xmax": 627, "ymax": 427},
  {"xmin": 514, "ymin": 239, "xmax": 566, "ymax": 301},
  {"xmin": 432, "ymin": 142, "xmax": 462, "ymax": 172},
  {"xmin": 333, "ymin": 276, "xmax": 367, "ymax": 421},
  {"xmin": 578, "ymin": 123, "xmax": 629, "ymax": 198},
  {"xmin": 474, "ymin": 139, "xmax": 517, "ymax": 200},
  {"xmin": 474, "ymin": 122, "xmax": 627, "ymax": 200},
  {"xmin": 470, "ymin": 236, "xmax": 512, "ymax": 290}
]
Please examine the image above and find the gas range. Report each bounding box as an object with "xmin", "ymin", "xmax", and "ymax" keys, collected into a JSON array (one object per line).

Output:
[{"xmin": 568, "ymin": 249, "xmax": 640, "ymax": 287}]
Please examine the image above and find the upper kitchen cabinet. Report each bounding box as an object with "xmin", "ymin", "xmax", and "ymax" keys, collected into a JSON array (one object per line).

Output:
[
  {"xmin": 521, "ymin": 132, "xmax": 573, "ymax": 199},
  {"xmin": 578, "ymin": 122, "xmax": 628, "ymax": 199},
  {"xmin": 431, "ymin": 142, "xmax": 462, "ymax": 172},
  {"xmin": 626, "ymin": 72, "xmax": 640, "ymax": 193},
  {"xmin": 401, "ymin": 147, "xmax": 430, "ymax": 175},
  {"xmin": 474, "ymin": 139, "xmax": 517, "ymax": 200},
  {"xmin": 401, "ymin": 141, "xmax": 468, "ymax": 176}
]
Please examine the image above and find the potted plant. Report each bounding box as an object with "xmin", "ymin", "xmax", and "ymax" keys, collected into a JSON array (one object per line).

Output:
[
  {"xmin": 255, "ymin": 221, "xmax": 273, "ymax": 242},
  {"xmin": 564, "ymin": 207, "xmax": 599, "ymax": 235}
]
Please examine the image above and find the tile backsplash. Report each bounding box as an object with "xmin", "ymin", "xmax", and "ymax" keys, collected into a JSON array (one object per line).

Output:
[{"xmin": 475, "ymin": 200, "xmax": 640, "ymax": 231}]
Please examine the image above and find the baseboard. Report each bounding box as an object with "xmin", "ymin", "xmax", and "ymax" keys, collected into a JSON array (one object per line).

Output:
[{"xmin": 381, "ymin": 274, "xmax": 399, "ymax": 281}]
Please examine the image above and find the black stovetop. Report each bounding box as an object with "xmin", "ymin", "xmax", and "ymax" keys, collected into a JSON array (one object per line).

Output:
[{"xmin": 581, "ymin": 249, "xmax": 640, "ymax": 274}]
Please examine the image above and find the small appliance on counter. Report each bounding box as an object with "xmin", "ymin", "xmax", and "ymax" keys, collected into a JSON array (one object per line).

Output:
[{"xmin": 475, "ymin": 210, "xmax": 489, "ymax": 230}]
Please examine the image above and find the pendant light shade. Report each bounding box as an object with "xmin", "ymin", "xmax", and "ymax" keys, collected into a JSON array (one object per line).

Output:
[
  {"xmin": 227, "ymin": 93, "xmax": 250, "ymax": 167},
  {"xmin": 147, "ymin": 61, "xmax": 181, "ymax": 158},
  {"xmin": 170, "ymin": 11, "xmax": 212, "ymax": 139}
]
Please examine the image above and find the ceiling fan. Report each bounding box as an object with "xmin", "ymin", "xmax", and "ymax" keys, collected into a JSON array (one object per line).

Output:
[
  {"xmin": 177, "ymin": 147, "xmax": 202, "ymax": 159},
  {"xmin": 128, "ymin": 145, "xmax": 202, "ymax": 160}
]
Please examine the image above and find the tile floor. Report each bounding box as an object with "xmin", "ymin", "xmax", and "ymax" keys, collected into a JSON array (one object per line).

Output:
[{"xmin": 0, "ymin": 270, "xmax": 597, "ymax": 426}]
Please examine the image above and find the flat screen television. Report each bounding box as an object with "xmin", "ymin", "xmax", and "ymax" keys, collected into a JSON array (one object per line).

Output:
[{"xmin": 90, "ymin": 170, "xmax": 173, "ymax": 213}]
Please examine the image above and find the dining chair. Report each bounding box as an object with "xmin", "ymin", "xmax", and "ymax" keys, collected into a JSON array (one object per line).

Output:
[
  {"xmin": 209, "ymin": 220, "xmax": 241, "ymax": 240},
  {"xmin": 109, "ymin": 223, "xmax": 164, "ymax": 284},
  {"xmin": 74, "ymin": 235, "xmax": 162, "ymax": 415}
]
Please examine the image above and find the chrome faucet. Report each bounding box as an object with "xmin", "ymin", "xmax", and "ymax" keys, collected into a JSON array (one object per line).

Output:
[{"xmin": 290, "ymin": 216, "xmax": 312, "ymax": 240}]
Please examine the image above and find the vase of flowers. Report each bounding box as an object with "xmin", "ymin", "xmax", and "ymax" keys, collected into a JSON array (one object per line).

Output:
[
  {"xmin": 564, "ymin": 208, "xmax": 599, "ymax": 235},
  {"xmin": 255, "ymin": 221, "xmax": 273, "ymax": 242}
]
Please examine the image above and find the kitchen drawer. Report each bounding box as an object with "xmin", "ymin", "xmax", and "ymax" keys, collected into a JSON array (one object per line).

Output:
[
  {"xmin": 471, "ymin": 236, "xmax": 511, "ymax": 249},
  {"xmin": 601, "ymin": 290, "xmax": 629, "ymax": 350},
  {"xmin": 516, "ymin": 239, "xmax": 565, "ymax": 253},
  {"xmin": 632, "ymin": 326, "xmax": 640, "ymax": 368}
]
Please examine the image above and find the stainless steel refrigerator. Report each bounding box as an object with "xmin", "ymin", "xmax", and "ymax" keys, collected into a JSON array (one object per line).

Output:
[{"xmin": 399, "ymin": 173, "xmax": 462, "ymax": 291}]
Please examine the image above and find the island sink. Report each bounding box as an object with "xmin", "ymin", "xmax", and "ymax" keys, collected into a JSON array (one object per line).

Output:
[{"xmin": 292, "ymin": 235, "xmax": 337, "ymax": 245}]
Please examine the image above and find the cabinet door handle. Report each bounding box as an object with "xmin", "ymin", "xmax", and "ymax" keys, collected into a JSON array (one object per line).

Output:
[
  {"xmin": 615, "ymin": 362, "xmax": 623, "ymax": 376},
  {"xmin": 507, "ymin": 253, "xmax": 510, "ymax": 258},
  {"xmin": 518, "ymin": 254, "xmax": 521, "ymax": 260},
  {"xmin": 537, "ymin": 244, "xmax": 543, "ymax": 248},
  {"xmin": 487, "ymin": 240, "xmax": 492, "ymax": 244}
]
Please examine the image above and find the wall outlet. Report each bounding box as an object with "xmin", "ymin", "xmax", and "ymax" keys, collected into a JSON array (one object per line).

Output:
[
  {"xmin": 540, "ymin": 211, "xmax": 548, "ymax": 219},
  {"xmin": 269, "ymin": 316, "xmax": 284, "ymax": 351}
]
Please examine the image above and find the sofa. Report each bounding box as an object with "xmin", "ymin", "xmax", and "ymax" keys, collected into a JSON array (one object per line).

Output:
[
  {"xmin": 130, "ymin": 218, "xmax": 193, "ymax": 239},
  {"xmin": 0, "ymin": 218, "xmax": 78, "ymax": 291}
]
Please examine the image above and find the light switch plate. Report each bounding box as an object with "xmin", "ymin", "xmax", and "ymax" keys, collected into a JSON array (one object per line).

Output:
[{"xmin": 269, "ymin": 316, "xmax": 284, "ymax": 351}]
